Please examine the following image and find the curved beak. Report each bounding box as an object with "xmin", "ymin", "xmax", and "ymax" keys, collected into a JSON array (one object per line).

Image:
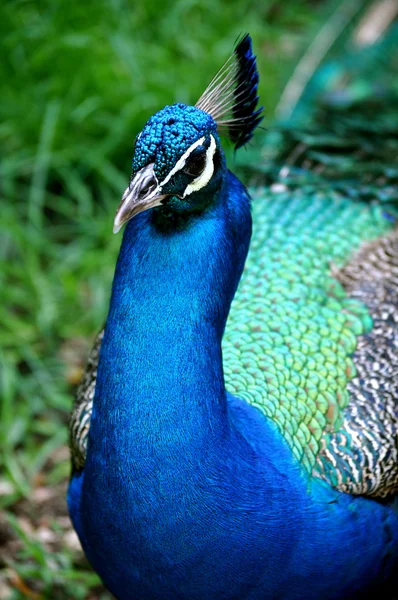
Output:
[{"xmin": 113, "ymin": 163, "xmax": 167, "ymax": 233}]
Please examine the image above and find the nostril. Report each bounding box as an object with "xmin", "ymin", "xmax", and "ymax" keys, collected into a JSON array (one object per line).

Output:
[{"xmin": 138, "ymin": 182, "xmax": 156, "ymax": 199}]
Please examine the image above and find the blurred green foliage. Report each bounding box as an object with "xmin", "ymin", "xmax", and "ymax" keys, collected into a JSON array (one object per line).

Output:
[{"xmin": 0, "ymin": 0, "xmax": 328, "ymax": 596}]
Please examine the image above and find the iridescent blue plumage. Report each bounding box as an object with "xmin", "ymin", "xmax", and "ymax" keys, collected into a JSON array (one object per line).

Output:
[{"xmin": 68, "ymin": 25, "xmax": 398, "ymax": 600}]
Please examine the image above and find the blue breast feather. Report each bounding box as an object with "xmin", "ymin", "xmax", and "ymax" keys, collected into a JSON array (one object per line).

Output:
[{"xmin": 68, "ymin": 172, "xmax": 398, "ymax": 599}]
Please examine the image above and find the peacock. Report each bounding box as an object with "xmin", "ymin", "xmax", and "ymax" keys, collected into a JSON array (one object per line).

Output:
[{"xmin": 67, "ymin": 12, "xmax": 398, "ymax": 600}]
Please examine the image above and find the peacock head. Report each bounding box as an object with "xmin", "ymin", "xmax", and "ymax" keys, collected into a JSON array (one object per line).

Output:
[{"xmin": 114, "ymin": 34, "xmax": 263, "ymax": 233}]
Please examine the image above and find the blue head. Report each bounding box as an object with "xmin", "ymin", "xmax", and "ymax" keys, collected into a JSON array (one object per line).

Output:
[
  {"xmin": 114, "ymin": 35, "xmax": 263, "ymax": 232},
  {"xmin": 114, "ymin": 104, "xmax": 226, "ymax": 232}
]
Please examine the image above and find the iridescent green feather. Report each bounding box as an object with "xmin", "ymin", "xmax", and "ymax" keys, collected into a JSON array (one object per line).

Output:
[
  {"xmin": 225, "ymin": 21, "xmax": 398, "ymax": 493},
  {"xmin": 223, "ymin": 190, "xmax": 393, "ymax": 473}
]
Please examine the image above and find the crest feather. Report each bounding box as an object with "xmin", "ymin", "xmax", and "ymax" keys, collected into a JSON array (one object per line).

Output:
[{"xmin": 196, "ymin": 34, "xmax": 264, "ymax": 150}]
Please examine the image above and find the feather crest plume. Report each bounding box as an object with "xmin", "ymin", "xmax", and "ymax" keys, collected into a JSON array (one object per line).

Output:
[{"xmin": 196, "ymin": 34, "xmax": 264, "ymax": 150}]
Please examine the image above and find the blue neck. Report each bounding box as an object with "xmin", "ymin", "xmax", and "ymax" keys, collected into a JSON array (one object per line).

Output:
[
  {"xmin": 79, "ymin": 170, "xmax": 398, "ymax": 600},
  {"xmin": 90, "ymin": 172, "xmax": 251, "ymax": 463}
]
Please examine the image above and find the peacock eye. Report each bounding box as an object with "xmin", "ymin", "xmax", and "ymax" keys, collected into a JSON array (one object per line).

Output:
[{"xmin": 183, "ymin": 150, "xmax": 206, "ymax": 178}]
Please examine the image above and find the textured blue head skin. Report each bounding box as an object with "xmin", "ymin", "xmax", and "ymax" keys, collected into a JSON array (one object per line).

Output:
[{"xmin": 132, "ymin": 103, "xmax": 218, "ymax": 180}]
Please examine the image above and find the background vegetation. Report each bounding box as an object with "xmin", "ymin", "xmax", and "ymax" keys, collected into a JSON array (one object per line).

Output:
[{"xmin": 1, "ymin": 0, "xmax": 337, "ymax": 597}]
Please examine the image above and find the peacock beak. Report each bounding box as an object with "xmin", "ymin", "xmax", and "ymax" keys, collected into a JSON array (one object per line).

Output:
[{"xmin": 113, "ymin": 163, "xmax": 167, "ymax": 233}]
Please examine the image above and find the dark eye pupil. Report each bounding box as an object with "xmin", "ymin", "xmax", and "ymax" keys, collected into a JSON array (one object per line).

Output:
[{"xmin": 184, "ymin": 153, "xmax": 206, "ymax": 177}]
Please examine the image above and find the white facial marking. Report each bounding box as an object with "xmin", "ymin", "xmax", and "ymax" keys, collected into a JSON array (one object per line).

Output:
[
  {"xmin": 183, "ymin": 134, "xmax": 216, "ymax": 198},
  {"xmin": 159, "ymin": 137, "xmax": 206, "ymax": 188}
]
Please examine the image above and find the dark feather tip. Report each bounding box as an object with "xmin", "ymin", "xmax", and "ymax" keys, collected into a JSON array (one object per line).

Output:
[
  {"xmin": 196, "ymin": 33, "xmax": 264, "ymax": 150},
  {"xmin": 231, "ymin": 34, "xmax": 264, "ymax": 149}
]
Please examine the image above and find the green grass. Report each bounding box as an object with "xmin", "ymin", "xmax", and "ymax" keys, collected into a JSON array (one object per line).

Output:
[{"xmin": 1, "ymin": 0, "xmax": 328, "ymax": 597}]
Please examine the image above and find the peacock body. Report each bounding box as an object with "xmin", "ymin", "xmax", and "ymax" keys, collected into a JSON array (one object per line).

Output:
[{"xmin": 68, "ymin": 18, "xmax": 398, "ymax": 600}]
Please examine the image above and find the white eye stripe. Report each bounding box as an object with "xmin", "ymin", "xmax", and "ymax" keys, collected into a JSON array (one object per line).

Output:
[
  {"xmin": 183, "ymin": 135, "xmax": 217, "ymax": 198},
  {"xmin": 159, "ymin": 137, "xmax": 206, "ymax": 188}
]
